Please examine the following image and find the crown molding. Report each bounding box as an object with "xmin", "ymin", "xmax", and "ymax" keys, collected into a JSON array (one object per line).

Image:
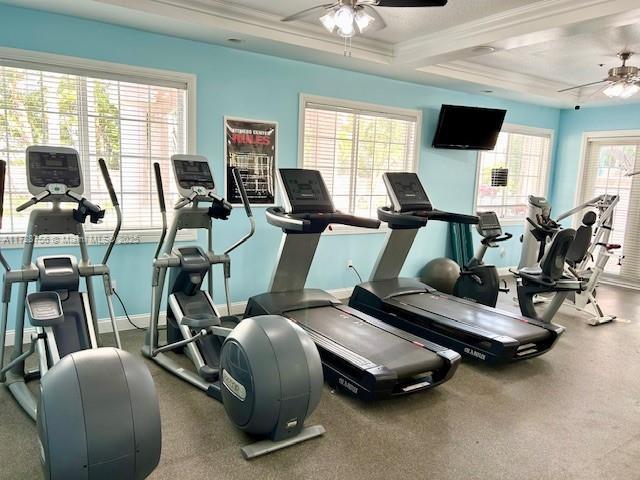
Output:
[
  {"xmin": 97, "ymin": 0, "xmax": 394, "ymax": 62},
  {"xmin": 394, "ymin": 0, "xmax": 640, "ymax": 66},
  {"xmin": 418, "ymin": 60, "xmax": 578, "ymax": 107}
]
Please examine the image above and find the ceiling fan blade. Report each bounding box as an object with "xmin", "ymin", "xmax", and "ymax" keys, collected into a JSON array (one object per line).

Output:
[
  {"xmin": 375, "ymin": 0, "xmax": 447, "ymax": 7},
  {"xmin": 580, "ymin": 83, "xmax": 612, "ymax": 102},
  {"xmin": 282, "ymin": 3, "xmax": 336, "ymax": 22},
  {"xmin": 361, "ymin": 5, "xmax": 387, "ymax": 31},
  {"xmin": 557, "ymin": 79, "xmax": 608, "ymax": 93}
]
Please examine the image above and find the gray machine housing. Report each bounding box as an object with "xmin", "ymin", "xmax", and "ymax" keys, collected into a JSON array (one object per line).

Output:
[
  {"xmin": 0, "ymin": 147, "xmax": 162, "ymax": 479},
  {"xmin": 38, "ymin": 348, "xmax": 161, "ymax": 480}
]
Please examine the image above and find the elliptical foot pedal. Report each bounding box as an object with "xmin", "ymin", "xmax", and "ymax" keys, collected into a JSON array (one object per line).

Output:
[
  {"xmin": 198, "ymin": 364, "xmax": 219, "ymax": 382},
  {"xmin": 26, "ymin": 292, "xmax": 64, "ymax": 327},
  {"xmin": 240, "ymin": 425, "xmax": 326, "ymax": 460}
]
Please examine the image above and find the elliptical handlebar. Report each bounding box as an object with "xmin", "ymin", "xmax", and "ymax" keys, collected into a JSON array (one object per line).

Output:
[
  {"xmin": 0, "ymin": 160, "xmax": 9, "ymax": 272},
  {"xmin": 232, "ymin": 168, "xmax": 253, "ymax": 218},
  {"xmin": 16, "ymin": 191, "xmax": 50, "ymax": 212},
  {"xmin": 153, "ymin": 162, "xmax": 166, "ymax": 214},
  {"xmin": 98, "ymin": 158, "xmax": 122, "ymax": 265},
  {"xmin": 99, "ymin": 158, "xmax": 120, "ymax": 207},
  {"xmin": 175, "ymin": 193, "xmax": 196, "ymax": 210},
  {"xmin": 224, "ymin": 169, "xmax": 256, "ymax": 255},
  {"xmin": 0, "ymin": 160, "xmax": 5, "ymax": 230},
  {"xmin": 153, "ymin": 162, "xmax": 168, "ymax": 260}
]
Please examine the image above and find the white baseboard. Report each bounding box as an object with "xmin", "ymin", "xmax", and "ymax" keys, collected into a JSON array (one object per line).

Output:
[{"xmin": 4, "ymin": 287, "xmax": 356, "ymax": 347}]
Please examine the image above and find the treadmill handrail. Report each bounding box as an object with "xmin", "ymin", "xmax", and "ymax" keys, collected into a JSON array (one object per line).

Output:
[
  {"xmin": 378, "ymin": 206, "xmax": 478, "ymax": 229},
  {"xmin": 266, "ymin": 207, "xmax": 380, "ymax": 233},
  {"xmin": 266, "ymin": 207, "xmax": 310, "ymax": 231}
]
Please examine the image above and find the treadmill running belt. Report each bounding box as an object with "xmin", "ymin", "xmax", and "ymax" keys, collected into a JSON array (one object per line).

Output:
[
  {"xmin": 286, "ymin": 306, "xmax": 444, "ymax": 377},
  {"xmin": 389, "ymin": 293, "xmax": 550, "ymax": 344}
]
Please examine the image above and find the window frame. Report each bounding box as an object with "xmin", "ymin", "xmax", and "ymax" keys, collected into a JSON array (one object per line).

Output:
[
  {"xmin": 576, "ymin": 129, "xmax": 640, "ymax": 211},
  {"xmin": 0, "ymin": 46, "xmax": 197, "ymax": 246},
  {"xmin": 297, "ymin": 93, "xmax": 422, "ymax": 235},
  {"xmin": 473, "ymin": 123, "xmax": 554, "ymax": 225}
]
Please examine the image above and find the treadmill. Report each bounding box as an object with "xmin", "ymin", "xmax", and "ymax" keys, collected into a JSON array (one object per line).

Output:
[
  {"xmin": 349, "ymin": 172, "xmax": 564, "ymax": 364},
  {"xmin": 245, "ymin": 168, "xmax": 460, "ymax": 401}
]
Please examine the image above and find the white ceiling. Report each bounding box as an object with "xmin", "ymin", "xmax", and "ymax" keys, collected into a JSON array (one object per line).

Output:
[
  {"xmin": 470, "ymin": 23, "xmax": 640, "ymax": 97},
  {"xmin": 3, "ymin": 0, "xmax": 640, "ymax": 108},
  {"xmin": 227, "ymin": 0, "xmax": 535, "ymax": 43}
]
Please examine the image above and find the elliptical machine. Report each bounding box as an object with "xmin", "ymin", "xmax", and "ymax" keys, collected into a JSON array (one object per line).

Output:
[
  {"xmin": 0, "ymin": 146, "xmax": 161, "ymax": 479},
  {"xmin": 143, "ymin": 155, "xmax": 324, "ymax": 459}
]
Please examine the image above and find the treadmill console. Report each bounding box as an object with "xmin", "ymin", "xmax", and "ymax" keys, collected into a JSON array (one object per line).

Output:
[
  {"xmin": 477, "ymin": 211, "xmax": 502, "ymax": 238},
  {"xmin": 278, "ymin": 169, "xmax": 334, "ymax": 214},
  {"xmin": 383, "ymin": 172, "xmax": 432, "ymax": 213},
  {"xmin": 26, "ymin": 146, "xmax": 84, "ymax": 196},
  {"xmin": 172, "ymin": 155, "xmax": 216, "ymax": 198}
]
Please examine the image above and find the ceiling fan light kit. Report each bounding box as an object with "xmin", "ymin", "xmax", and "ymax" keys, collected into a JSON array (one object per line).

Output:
[
  {"xmin": 603, "ymin": 82, "xmax": 640, "ymax": 99},
  {"xmin": 560, "ymin": 52, "xmax": 640, "ymax": 100},
  {"xmin": 282, "ymin": 1, "xmax": 447, "ymax": 40},
  {"xmin": 320, "ymin": 5, "xmax": 375, "ymax": 38}
]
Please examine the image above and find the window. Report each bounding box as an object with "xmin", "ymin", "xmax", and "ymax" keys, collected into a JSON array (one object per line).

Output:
[
  {"xmin": 300, "ymin": 95, "xmax": 419, "ymax": 222},
  {"xmin": 580, "ymin": 135, "xmax": 640, "ymax": 282},
  {"xmin": 475, "ymin": 126, "xmax": 552, "ymax": 222},
  {"xmin": 0, "ymin": 54, "xmax": 190, "ymax": 237}
]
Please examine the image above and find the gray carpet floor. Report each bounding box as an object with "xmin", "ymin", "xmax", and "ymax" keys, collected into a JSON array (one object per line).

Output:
[{"xmin": 1, "ymin": 283, "xmax": 639, "ymax": 480}]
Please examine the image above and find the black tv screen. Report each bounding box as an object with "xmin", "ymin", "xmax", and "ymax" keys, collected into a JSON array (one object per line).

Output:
[{"xmin": 432, "ymin": 105, "xmax": 507, "ymax": 150}]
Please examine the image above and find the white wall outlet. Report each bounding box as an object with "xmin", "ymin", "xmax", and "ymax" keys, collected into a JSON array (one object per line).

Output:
[
  {"xmin": 112, "ymin": 279, "xmax": 117, "ymax": 291},
  {"xmin": 347, "ymin": 260, "xmax": 353, "ymax": 268}
]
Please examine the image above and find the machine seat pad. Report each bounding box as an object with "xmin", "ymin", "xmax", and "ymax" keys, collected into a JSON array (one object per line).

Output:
[
  {"xmin": 519, "ymin": 266, "xmax": 543, "ymax": 276},
  {"xmin": 180, "ymin": 313, "xmax": 220, "ymax": 329},
  {"xmin": 518, "ymin": 268, "xmax": 555, "ymax": 287}
]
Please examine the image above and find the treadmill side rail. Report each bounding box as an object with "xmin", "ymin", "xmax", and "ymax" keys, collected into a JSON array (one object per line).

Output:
[
  {"xmin": 350, "ymin": 279, "xmax": 564, "ymax": 365},
  {"xmin": 245, "ymin": 290, "xmax": 460, "ymax": 401}
]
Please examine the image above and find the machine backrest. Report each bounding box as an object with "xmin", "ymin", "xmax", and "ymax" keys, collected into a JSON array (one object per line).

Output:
[
  {"xmin": 539, "ymin": 229, "xmax": 576, "ymax": 280},
  {"xmin": 565, "ymin": 211, "xmax": 596, "ymax": 266}
]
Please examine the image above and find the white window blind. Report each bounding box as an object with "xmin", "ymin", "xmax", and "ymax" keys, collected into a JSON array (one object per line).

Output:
[
  {"xmin": 301, "ymin": 99, "xmax": 418, "ymax": 219},
  {"xmin": 581, "ymin": 138, "xmax": 640, "ymax": 281},
  {"xmin": 0, "ymin": 62, "xmax": 187, "ymax": 234},
  {"xmin": 476, "ymin": 128, "xmax": 551, "ymax": 221}
]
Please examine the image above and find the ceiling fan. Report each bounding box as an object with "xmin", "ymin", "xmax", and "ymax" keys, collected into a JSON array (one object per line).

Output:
[
  {"xmin": 282, "ymin": 0, "xmax": 448, "ymax": 39},
  {"xmin": 559, "ymin": 52, "xmax": 640, "ymax": 99}
]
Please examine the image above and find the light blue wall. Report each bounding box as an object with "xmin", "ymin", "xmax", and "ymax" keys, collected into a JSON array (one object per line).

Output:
[
  {"xmin": 552, "ymin": 103, "xmax": 640, "ymax": 214},
  {"xmin": 0, "ymin": 4, "xmax": 562, "ymax": 328}
]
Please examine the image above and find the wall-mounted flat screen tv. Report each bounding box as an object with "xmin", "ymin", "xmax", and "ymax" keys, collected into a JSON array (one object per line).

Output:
[{"xmin": 432, "ymin": 105, "xmax": 507, "ymax": 150}]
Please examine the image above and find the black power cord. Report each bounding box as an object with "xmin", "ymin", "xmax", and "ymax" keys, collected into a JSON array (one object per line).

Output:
[
  {"xmin": 113, "ymin": 289, "xmax": 143, "ymax": 330},
  {"xmin": 349, "ymin": 264, "xmax": 363, "ymax": 283}
]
